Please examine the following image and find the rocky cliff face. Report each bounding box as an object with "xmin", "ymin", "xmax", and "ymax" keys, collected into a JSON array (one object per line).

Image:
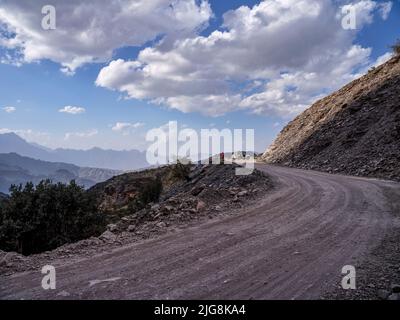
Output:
[{"xmin": 263, "ymin": 55, "xmax": 400, "ymax": 181}]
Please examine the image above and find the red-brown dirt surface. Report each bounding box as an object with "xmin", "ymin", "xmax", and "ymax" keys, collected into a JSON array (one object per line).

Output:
[{"xmin": 1, "ymin": 164, "xmax": 399, "ymax": 300}]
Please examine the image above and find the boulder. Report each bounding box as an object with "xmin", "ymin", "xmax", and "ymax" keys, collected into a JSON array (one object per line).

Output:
[
  {"xmin": 99, "ymin": 230, "xmax": 116, "ymax": 242},
  {"xmin": 377, "ymin": 289, "xmax": 390, "ymax": 300},
  {"xmin": 191, "ymin": 185, "xmax": 205, "ymax": 196},
  {"xmin": 57, "ymin": 290, "xmax": 71, "ymax": 297},
  {"xmin": 106, "ymin": 224, "xmax": 118, "ymax": 232},
  {"xmin": 196, "ymin": 200, "xmax": 206, "ymax": 212},
  {"xmin": 388, "ymin": 293, "xmax": 400, "ymax": 301},
  {"xmin": 157, "ymin": 222, "xmax": 167, "ymax": 228},
  {"xmin": 391, "ymin": 284, "xmax": 400, "ymax": 293}
]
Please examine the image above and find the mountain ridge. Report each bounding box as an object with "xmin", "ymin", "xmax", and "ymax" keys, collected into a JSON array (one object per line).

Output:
[
  {"xmin": 0, "ymin": 133, "xmax": 149, "ymax": 171},
  {"xmin": 0, "ymin": 152, "xmax": 120, "ymax": 193}
]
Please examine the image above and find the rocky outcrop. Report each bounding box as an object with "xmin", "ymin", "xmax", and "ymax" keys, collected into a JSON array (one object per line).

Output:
[{"xmin": 263, "ymin": 55, "xmax": 400, "ymax": 181}]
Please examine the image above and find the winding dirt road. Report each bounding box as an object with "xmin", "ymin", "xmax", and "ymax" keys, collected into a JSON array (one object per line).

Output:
[{"xmin": 1, "ymin": 165, "xmax": 399, "ymax": 300}]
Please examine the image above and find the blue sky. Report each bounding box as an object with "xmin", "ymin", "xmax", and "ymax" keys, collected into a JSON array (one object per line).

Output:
[{"xmin": 0, "ymin": 0, "xmax": 399, "ymax": 152}]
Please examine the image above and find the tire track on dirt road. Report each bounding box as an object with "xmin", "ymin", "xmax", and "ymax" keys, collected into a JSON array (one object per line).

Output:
[{"xmin": 1, "ymin": 165, "xmax": 399, "ymax": 299}]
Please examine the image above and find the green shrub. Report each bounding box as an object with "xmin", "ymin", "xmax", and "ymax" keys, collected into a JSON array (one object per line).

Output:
[
  {"xmin": 127, "ymin": 177, "xmax": 163, "ymax": 213},
  {"xmin": 139, "ymin": 177, "xmax": 163, "ymax": 204},
  {"xmin": 0, "ymin": 180, "xmax": 106, "ymax": 255},
  {"xmin": 169, "ymin": 160, "xmax": 191, "ymax": 182}
]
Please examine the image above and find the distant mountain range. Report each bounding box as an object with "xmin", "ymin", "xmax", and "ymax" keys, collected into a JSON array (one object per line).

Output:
[
  {"xmin": 0, "ymin": 153, "xmax": 121, "ymax": 194},
  {"xmin": 0, "ymin": 133, "xmax": 149, "ymax": 171}
]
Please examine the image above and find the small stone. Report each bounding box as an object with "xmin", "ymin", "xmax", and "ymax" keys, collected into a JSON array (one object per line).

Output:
[
  {"xmin": 191, "ymin": 185, "xmax": 205, "ymax": 196},
  {"xmin": 238, "ymin": 191, "xmax": 248, "ymax": 197},
  {"xmin": 157, "ymin": 222, "xmax": 166, "ymax": 228},
  {"xmin": 388, "ymin": 293, "xmax": 400, "ymax": 301},
  {"xmin": 196, "ymin": 200, "xmax": 206, "ymax": 212},
  {"xmin": 106, "ymin": 224, "xmax": 118, "ymax": 232},
  {"xmin": 127, "ymin": 225, "xmax": 135, "ymax": 232},
  {"xmin": 377, "ymin": 289, "xmax": 390, "ymax": 300},
  {"xmin": 391, "ymin": 284, "xmax": 400, "ymax": 293},
  {"xmin": 57, "ymin": 290, "xmax": 70, "ymax": 297},
  {"xmin": 99, "ymin": 230, "xmax": 116, "ymax": 242}
]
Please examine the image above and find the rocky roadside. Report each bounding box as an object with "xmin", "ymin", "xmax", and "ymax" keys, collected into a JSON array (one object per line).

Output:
[
  {"xmin": 322, "ymin": 181, "xmax": 400, "ymax": 300},
  {"xmin": 322, "ymin": 226, "xmax": 400, "ymax": 300},
  {"xmin": 0, "ymin": 164, "xmax": 273, "ymax": 276}
]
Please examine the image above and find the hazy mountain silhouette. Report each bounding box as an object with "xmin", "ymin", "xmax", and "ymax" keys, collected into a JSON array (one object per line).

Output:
[
  {"xmin": 0, "ymin": 133, "xmax": 149, "ymax": 171},
  {"xmin": 0, "ymin": 152, "xmax": 120, "ymax": 193}
]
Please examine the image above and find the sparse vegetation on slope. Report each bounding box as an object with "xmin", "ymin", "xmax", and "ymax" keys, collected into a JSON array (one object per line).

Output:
[
  {"xmin": 93, "ymin": 163, "xmax": 273, "ymax": 240},
  {"xmin": 0, "ymin": 163, "xmax": 273, "ymax": 268}
]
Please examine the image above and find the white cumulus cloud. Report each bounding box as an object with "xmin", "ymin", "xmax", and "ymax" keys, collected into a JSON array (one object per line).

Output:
[
  {"xmin": 111, "ymin": 122, "xmax": 145, "ymax": 135},
  {"xmin": 59, "ymin": 106, "xmax": 86, "ymax": 114},
  {"xmin": 0, "ymin": 0, "xmax": 212, "ymax": 74},
  {"xmin": 2, "ymin": 106, "xmax": 16, "ymax": 113},
  {"xmin": 96, "ymin": 0, "xmax": 392, "ymax": 117}
]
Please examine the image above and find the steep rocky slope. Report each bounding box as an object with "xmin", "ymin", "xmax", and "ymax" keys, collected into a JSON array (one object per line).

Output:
[
  {"xmin": 263, "ymin": 55, "xmax": 400, "ymax": 181},
  {"xmin": 89, "ymin": 163, "xmax": 272, "ymax": 221}
]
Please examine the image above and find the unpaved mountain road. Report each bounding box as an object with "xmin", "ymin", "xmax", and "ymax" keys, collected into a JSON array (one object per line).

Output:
[{"xmin": 1, "ymin": 164, "xmax": 400, "ymax": 300}]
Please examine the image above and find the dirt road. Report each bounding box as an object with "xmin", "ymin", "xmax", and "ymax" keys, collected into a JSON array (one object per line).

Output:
[{"xmin": 1, "ymin": 165, "xmax": 399, "ymax": 300}]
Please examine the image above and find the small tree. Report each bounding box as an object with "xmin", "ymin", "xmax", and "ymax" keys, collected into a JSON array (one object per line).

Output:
[
  {"xmin": 0, "ymin": 180, "xmax": 106, "ymax": 255},
  {"xmin": 169, "ymin": 159, "xmax": 191, "ymax": 182},
  {"xmin": 128, "ymin": 177, "xmax": 163, "ymax": 211}
]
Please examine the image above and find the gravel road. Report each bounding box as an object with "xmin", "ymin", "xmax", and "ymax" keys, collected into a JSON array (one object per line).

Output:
[{"xmin": 1, "ymin": 164, "xmax": 399, "ymax": 300}]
